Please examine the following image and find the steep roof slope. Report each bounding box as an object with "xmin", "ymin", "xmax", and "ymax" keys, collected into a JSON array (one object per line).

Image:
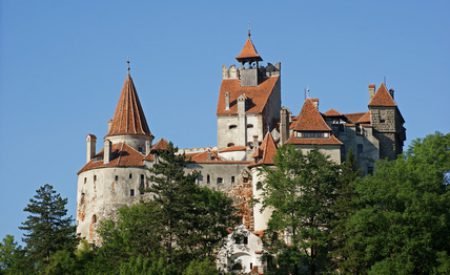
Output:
[
  {"xmin": 368, "ymin": 83, "xmax": 396, "ymax": 107},
  {"xmin": 290, "ymin": 99, "xmax": 331, "ymax": 131}
]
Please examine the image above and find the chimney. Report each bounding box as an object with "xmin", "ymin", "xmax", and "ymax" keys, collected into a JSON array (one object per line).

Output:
[
  {"xmin": 103, "ymin": 139, "xmax": 111, "ymax": 164},
  {"xmin": 368, "ymin": 84, "xmax": 376, "ymax": 99},
  {"xmin": 86, "ymin": 134, "xmax": 97, "ymax": 163},
  {"xmin": 389, "ymin": 88, "xmax": 395, "ymax": 99},
  {"xmin": 107, "ymin": 119, "xmax": 113, "ymax": 133},
  {"xmin": 311, "ymin": 98, "xmax": 319, "ymax": 109},
  {"xmin": 280, "ymin": 108, "xmax": 290, "ymax": 144},
  {"xmin": 225, "ymin": 92, "xmax": 230, "ymax": 111},
  {"xmin": 237, "ymin": 94, "xmax": 246, "ymax": 115},
  {"xmin": 145, "ymin": 139, "xmax": 151, "ymax": 156}
]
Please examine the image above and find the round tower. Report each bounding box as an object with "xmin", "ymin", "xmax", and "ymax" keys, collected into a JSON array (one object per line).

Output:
[{"xmin": 76, "ymin": 70, "xmax": 153, "ymax": 245}]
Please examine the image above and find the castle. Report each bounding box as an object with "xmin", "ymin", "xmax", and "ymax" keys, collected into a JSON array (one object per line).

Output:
[{"xmin": 76, "ymin": 33, "xmax": 405, "ymax": 273}]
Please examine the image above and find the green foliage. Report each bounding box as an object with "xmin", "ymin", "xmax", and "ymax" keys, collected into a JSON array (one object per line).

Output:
[
  {"xmin": 338, "ymin": 132, "xmax": 450, "ymax": 273},
  {"xmin": 0, "ymin": 235, "xmax": 30, "ymax": 275},
  {"xmin": 262, "ymin": 145, "xmax": 348, "ymax": 274},
  {"xmin": 96, "ymin": 143, "xmax": 234, "ymax": 273},
  {"xmin": 19, "ymin": 184, "xmax": 76, "ymax": 268},
  {"xmin": 183, "ymin": 258, "xmax": 218, "ymax": 275}
]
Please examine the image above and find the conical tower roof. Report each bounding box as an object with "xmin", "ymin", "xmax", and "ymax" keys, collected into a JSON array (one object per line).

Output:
[
  {"xmin": 107, "ymin": 74, "xmax": 151, "ymax": 137},
  {"xmin": 236, "ymin": 34, "xmax": 263, "ymax": 63}
]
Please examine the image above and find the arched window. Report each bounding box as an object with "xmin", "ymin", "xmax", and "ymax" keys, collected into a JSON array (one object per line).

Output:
[{"xmin": 229, "ymin": 125, "xmax": 237, "ymax": 130}]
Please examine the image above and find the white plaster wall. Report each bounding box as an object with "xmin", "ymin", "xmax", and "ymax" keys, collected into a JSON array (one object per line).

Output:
[
  {"xmin": 76, "ymin": 167, "xmax": 151, "ymax": 244},
  {"xmin": 294, "ymin": 146, "xmax": 342, "ymax": 164},
  {"xmin": 218, "ymin": 150, "xmax": 247, "ymax": 161},
  {"xmin": 246, "ymin": 114, "xmax": 264, "ymax": 145},
  {"xmin": 217, "ymin": 116, "xmax": 242, "ymax": 148},
  {"xmin": 251, "ymin": 167, "xmax": 274, "ymax": 232},
  {"xmin": 107, "ymin": 135, "xmax": 151, "ymax": 152}
]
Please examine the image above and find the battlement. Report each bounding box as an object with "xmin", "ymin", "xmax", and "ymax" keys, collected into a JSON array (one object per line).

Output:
[{"xmin": 222, "ymin": 62, "xmax": 281, "ymax": 81}]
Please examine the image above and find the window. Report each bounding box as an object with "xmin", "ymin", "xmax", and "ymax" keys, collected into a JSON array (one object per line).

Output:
[
  {"xmin": 228, "ymin": 125, "xmax": 237, "ymax": 129},
  {"xmin": 84, "ymin": 177, "xmax": 87, "ymax": 184},
  {"xmin": 207, "ymin": 174, "xmax": 210, "ymax": 184},
  {"xmin": 297, "ymin": 131, "xmax": 328, "ymax": 138},
  {"xmin": 93, "ymin": 175, "xmax": 97, "ymax": 181},
  {"xmin": 227, "ymin": 143, "xmax": 235, "ymax": 147},
  {"xmin": 115, "ymin": 175, "xmax": 118, "ymax": 181},
  {"xmin": 231, "ymin": 176, "xmax": 235, "ymax": 183},
  {"xmin": 243, "ymin": 236, "xmax": 248, "ymax": 245},
  {"xmin": 138, "ymin": 146, "xmax": 144, "ymax": 153},
  {"xmin": 92, "ymin": 215, "xmax": 97, "ymax": 224},
  {"xmin": 247, "ymin": 124, "xmax": 254, "ymax": 128},
  {"xmin": 130, "ymin": 189, "xmax": 135, "ymax": 196},
  {"xmin": 256, "ymin": 182, "xmax": 263, "ymax": 190},
  {"xmin": 139, "ymin": 175, "xmax": 145, "ymax": 195},
  {"xmin": 367, "ymin": 166, "xmax": 374, "ymax": 175},
  {"xmin": 129, "ymin": 173, "xmax": 132, "ymax": 179},
  {"xmin": 217, "ymin": 177, "xmax": 223, "ymax": 184},
  {"xmin": 379, "ymin": 111, "xmax": 386, "ymax": 123}
]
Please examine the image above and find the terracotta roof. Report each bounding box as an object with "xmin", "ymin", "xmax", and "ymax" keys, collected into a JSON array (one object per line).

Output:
[
  {"xmin": 290, "ymin": 99, "xmax": 331, "ymax": 131},
  {"xmin": 259, "ymin": 132, "xmax": 278, "ymax": 165},
  {"xmin": 356, "ymin": 111, "xmax": 371, "ymax": 124},
  {"xmin": 216, "ymin": 76, "xmax": 279, "ymax": 115},
  {"xmin": 368, "ymin": 83, "xmax": 396, "ymax": 107},
  {"xmin": 344, "ymin": 112, "xmax": 366, "ymax": 123},
  {"xmin": 107, "ymin": 74, "xmax": 151, "ymax": 137},
  {"xmin": 236, "ymin": 37, "xmax": 263, "ymax": 63},
  {"xmin": 186, "ymin": 150, "xmax": 251, "ymax": 165},
  {"xmin": 286, "ymin": 135, "xmax": 343, "ymax": 146},
  {"xmin": 219, "ymin": 145, "xmax": 247, "ymax": 152},
  {"xmin": 324, "ymin": 108, "xmax": 343, "ymax": 117},
  {"xmin": 151, "ymin": 138, "xmax": 169, "ymax": 151},
  {"xmin": 78, "ymin": 143, "xmax": 144, "ymax": 174}
]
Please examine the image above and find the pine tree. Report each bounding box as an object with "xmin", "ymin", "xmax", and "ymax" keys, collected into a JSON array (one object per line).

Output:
[{"xmin": 19, "ymin": 184, "xmax": 76, "ymax": 267}]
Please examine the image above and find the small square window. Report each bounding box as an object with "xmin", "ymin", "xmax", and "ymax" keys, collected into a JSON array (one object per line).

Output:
[
  {"xmin": 130, "ymin": 189, "xmax": 135, "ymax": 196},
  {"xmin": 217, "ymin": 177, "xmax": 223, "ymax": 184}
]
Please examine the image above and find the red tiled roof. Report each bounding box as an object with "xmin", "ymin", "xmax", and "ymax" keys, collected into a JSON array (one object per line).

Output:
[
  {"xmin": 216, "ymin": 76, "xmax": 279, "ymax": 115},
  {"xmin": 236, "ymin": 37, "xmax": 262, "ymax": 63},
  {"xmin": 324, "ymin": 108, "xmax": 343, "ymax": 117},
  {"xmin": 186, "ymin": 150, "xmax": 251, "ymax": 165},
  {"xmin": 151, "ymin": 138, "xmax": 169, "ymax": 151},
  {"xmin": 368, "ymin": 83, "xmax": 396, "ymax": 107},
  {"xmin": 107, "ymin": 74, "xmax": 151, "ymax": 137},
  {"xmin": 344, "ymin": 112, "xmax": 366, "ymax": 123},
  {"xmin": 286, "ymin": 135, "xmax": 343, "ymax": 146},
  {"xmin": 219, "ymin": 145, "xmax": 247, "ymax": 152},
  {"xmin": 356, "ymin": 111, "xmax": 371, "ymax": 124},
  {"xmin": 78, "ymin": 143, "xmax": 145, "ymax": 174},
  {"xmin": 259, "ymin": 132, "xmax": 278, "ymax": 165},
  {"xmin": 290, "ymin": 99, "xmax": 331, "ymax": 131}
]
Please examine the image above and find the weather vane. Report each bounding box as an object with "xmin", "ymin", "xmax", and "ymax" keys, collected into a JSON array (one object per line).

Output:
[
  {"xmin": 248, "ymin": 22, "xmax": 252, "ymax": 38},
  {"xmin": 127, "ymin": 59, "xmax": 131, "ymax": 75}
]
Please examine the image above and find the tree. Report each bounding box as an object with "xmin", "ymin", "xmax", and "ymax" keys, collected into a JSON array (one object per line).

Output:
[
  {"xmin": 261, "ymin": 145, "xmax": 346, "ymax": 274},
  {"xmin": 19, "ymin": 184, "xmax": 76, "ymax": 268},
  {"xmin": 96, "ymin": 143, "xmax": 235, "ymax": 273},
  {"xmin": 0, "ymin": 235, "xmax": 30, "ymax": 275},
  {"xmin": 338, "ymin": 132, "xmax": 450, "ymax": 273}
]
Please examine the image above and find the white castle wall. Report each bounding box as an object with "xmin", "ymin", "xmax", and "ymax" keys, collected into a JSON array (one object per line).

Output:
[{"xmin": 76, "ymin": 167, "xmax": 151, "ymax": 245}]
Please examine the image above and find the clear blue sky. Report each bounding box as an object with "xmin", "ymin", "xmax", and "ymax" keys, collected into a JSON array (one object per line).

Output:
[{"xmin": 1, "ymin": 1, "xmax": 449, "ymax": 241}]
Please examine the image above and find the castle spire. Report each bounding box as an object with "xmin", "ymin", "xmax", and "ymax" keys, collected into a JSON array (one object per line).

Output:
[
  {"xmin": 236, "ymin": 32, "xmax": 263, "ymax": 64},
  {"xmin": 107, "ymin": 69, "xmax": 151, "ymax": 137}
]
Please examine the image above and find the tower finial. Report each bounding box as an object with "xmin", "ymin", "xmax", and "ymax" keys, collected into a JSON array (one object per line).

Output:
[
  {"xmin": 127, "ymin": 59, "xmax": 131, "ymax": 75},
  {"xmin": 247, "ymin": 22, "xmax": 251, "ymax": 38}
]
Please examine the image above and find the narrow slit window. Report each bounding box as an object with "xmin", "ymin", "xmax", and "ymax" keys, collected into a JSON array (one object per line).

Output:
[{"xmin": 130, "ymin": 189, "xmax": 135, "ymax": 196}]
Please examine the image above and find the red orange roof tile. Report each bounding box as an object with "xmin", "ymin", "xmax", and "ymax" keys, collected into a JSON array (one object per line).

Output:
[
  {"xmin": 216, "ymin": 76, "xmax": 279, "ymax": 115},
  {"xmin": 107, "ymin": 74, "xmax": 151, "ymax": 137},
  {"xmin": 151, "ymin": 138, "xmax": 169, "ymax": 151},
  {"xmin": 368, "ymin": 83, "xmax": 396, "ymax": 107},
  {"xmin": 290, "ymin": 99, "xmax": 331, "ymax": 131},
  {"xmin": 236, "ymin": 38, "xmax": 262, "ymax": 63},
  {"xmin": 344, "ymin": 112, "xmax": 366, "ymax": 123},
  {"xmin": 219, "ymin": 145, "xmax": 247, "ymax": 152},
  {"xmin": 324, "ymin": 108, "xmax": 343, "ymax": 117},
  {"xmin": 78, "ymin": 143, "xmax": 145, "ymax": 174},
  {"xmin": 259, "ymin": 132, "xmax": 278, "ymax": 165},
  {"xmin": 356, "ymin": 111, "xmax": 371, "ymax": 124}
]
